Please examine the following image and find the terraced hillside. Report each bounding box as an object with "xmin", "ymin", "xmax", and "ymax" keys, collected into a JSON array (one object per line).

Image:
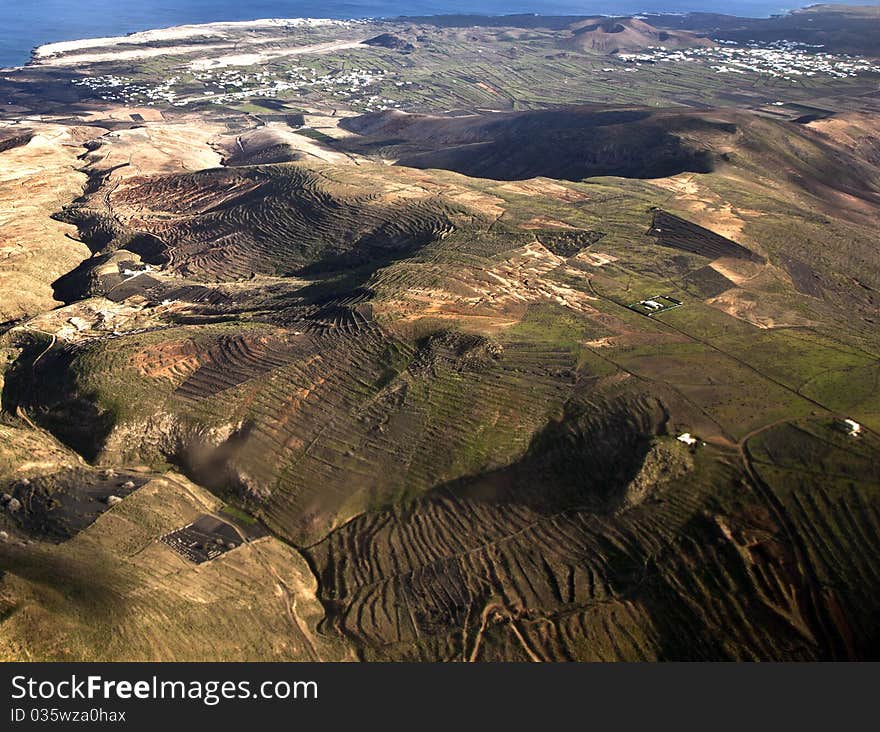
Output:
[
  {"xmin": 1, "ymin": 11, "xmax": 880, "ymax": 662},
  {"xmin": 57, "ymin": 166, "xmax": 462, "ymax": 283}
]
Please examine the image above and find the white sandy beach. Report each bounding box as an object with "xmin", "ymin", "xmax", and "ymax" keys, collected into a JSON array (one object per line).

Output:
[{"xmin": 33, "ymin": 18, "xmax": 353, "ymax": 60}]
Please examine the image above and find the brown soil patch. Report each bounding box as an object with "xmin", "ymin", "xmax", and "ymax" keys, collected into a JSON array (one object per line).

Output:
[
  {"xmin": 578, "ymin": 251, "xmax": 618, "ymax": 266},
  {"xmin": 83, "ymin": 121, "xmax": 224, "ymax": 181},
  {"xmin": 709, "ymin": 257, "xmax": 765, "ymax": 286},
  {"xmin": 476, "ymin": 82, "xmax": 502, "ymax": 96},
  {"xmin": 586, "ymin": 331, "xmax": 691, "ymax": 348},
  {"xmin": 706, "ymin": 288, "xmax": 815, "ymax": 329},
  {"xmin": 520, "ymin": 216, "xmax": 575, "ymax": 230},
  {"xmin": 650, "ymin": 173, "xmax": 758, "ymax": 241},
  {"xmin": 377, "ymin": 241, "xmax": 602, "ymax": 333},
  {"xmin": 132, "ymin": 340, "xmax": 205, "ymax": 382},
  {"xmin": 78, "ymin": 106, "xmax": 165, "ymax": 123},
  {"xmin": 347, "ymin": 165, "xmax": 507, "ymax": 218}
]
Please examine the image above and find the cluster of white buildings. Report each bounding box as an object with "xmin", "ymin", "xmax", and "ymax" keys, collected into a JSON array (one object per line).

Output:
[
  {"xmin": 307, "ymin": 69, "xmax": 403, "ymax": 110},
  {"xmin": 191, "ymin": 65, "xmax": 316, "ymax": 106},
  {"xmin": 71, "ymin": 73, "xmax": 182, "ymax": 105},
  {"xmin": 619, "ymin": 41, "xmax": 880, "ymax": 81},
  {"xmin": 70, "ymin": 64, "xmax": 405, "ymax": 111},
  {"xmin": 843, "ymin": 419, "xmax": 861, "ymax": 437}
]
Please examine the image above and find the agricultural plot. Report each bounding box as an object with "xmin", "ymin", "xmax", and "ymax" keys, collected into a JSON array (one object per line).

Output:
[
  {"xmin": 535, "ymin": 229, "xmax": 605, "ymax": 257},
  {"xmin": 649, "ymin": 210, "xmax": 765, "ymax": 263},
  {"xmin": 681, "ymin": 265, "xmax": 737, "ymax": 299},
  {"xmin": 160, "ymin": 515, "xmax": 244, "ymax": 564}
]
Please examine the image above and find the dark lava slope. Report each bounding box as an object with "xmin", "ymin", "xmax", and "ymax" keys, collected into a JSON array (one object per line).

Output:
[
  {"xmin": 340, "ymin": 106, "xmax": 880, "ymax": 218},
  {"xmin": 340, "ymin": 107, "xmax": 725, "ymax": 181}
]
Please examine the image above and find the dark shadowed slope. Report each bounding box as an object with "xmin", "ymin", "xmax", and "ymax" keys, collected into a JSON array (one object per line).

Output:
[{"xmin": 341, "ymin": 107, "xmax": 723, "ymax": 181}]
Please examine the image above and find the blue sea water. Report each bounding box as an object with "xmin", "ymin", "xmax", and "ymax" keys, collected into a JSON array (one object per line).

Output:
[{"xmin": 0, "ymin": 0, "xmax": 873, "ymax": 68}]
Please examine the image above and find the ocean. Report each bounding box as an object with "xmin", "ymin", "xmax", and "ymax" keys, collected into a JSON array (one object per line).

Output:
[{"xmin": 0, "ymin": 0, "xmax": 864, "ymax": 69}]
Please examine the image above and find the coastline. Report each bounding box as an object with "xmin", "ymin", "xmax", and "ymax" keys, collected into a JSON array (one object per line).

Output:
[
  {"xmin": 31, "ymin": 18, "xmax": 352, "ymax": 60},
  {"xmin": 28, "ymin": 18, "xmax": 361, "ymax": 70},
  {"xmin": 14, "ymin": 4, "xmax": 817, "ymax": 70}
]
